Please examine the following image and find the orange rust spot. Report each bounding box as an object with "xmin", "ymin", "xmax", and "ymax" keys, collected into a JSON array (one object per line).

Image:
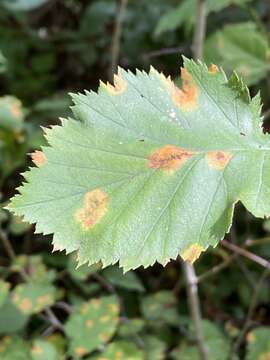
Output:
[
  {"xmin": 31, "ymin": 344, "xmax": 43, "ymax": 355},
  {"xmin": 100, "ymin": 74, "xmax": 127, "ymax": 95},
  {"xmin": 86, "ymin": 320, "xmax": 93, "ymax": 329},
  {"xmin": 75, "ymin": 189, "xmax": 109, "ymax": 230},
  {"xmin": 74, "ymin": 347, "xmax": 88, "ymax": 357},
  {"xmin": 99, "ymin": 332, "xmax": 109, "ymax": 342},
  {"xmin": 246, "ymin": 332, "xmax": 256, "ymax": 343},
  {"xmin": 181, "ymin": 244, "xmax": 204, "ymax": 264},
  {"xmin": 31, "ymin": 151, "xmax": 47, "ymax": 167},
  {"xmin": 17, "ymin": 298, "xmax": 33, "ymax": 313},
  {"xmin": 10, "ymin": 100, "xmax": 22, "ymax": 118},
  {"xmin": 208, "ymin": 64, "xmax": 219, "ymax": 74},
  {"xmin": 100, "ymin": 315, "xmax": 110, "ymax": 323},
  {"xmin": 173, "ymin": 68, "xmax": 199, "ymax": 111},
  {"xmin": 206, "ymin": 151, "xmax": 233, "ymax": 170},
  {"xmin": 148, "ymin": 145, "xmax": 195, "ymax": 174}
]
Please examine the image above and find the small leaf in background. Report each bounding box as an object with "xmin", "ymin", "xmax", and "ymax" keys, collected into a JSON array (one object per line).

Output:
[
  {"xmin": 67, "ymin": 253, "xmax": 102, "ymax": 281},
  {"xmin": 9, "ymin": 214, "xmax": 31, "ymax": 236},
  {"xmin": 3, "ymin": 0, "xmax": 49, "ymax": 11},
  {"xmin": 0, "ymin": 280, "xmax": 10, "ymax": 307},
  {"xmin": 118, "ymin": 318, "xmax": 145, "ymax": 337},
  {"xmin": 141, "ymin": 291, "xmax": 179, "ymax": 326},
  {"xmin": 204, "ymin": 22, "xmax": 270, "ymax": 85},
  {"xmin": 31, "ymin": 339, "xmax": 60, "ymax": 360},
  {"xmin": 0, "ymin": 336, "xmax": 31, "ymax": 360},
  {"xmin": 0, "ymin": 96, "xmax": 25, "ymax": 132},
  {"xmin": 11, "ymin": 282, "xmax": 56, "ymax": 315},
  {"xmin": 246, "ymin": 327, "xmax": 270, "ymax": 360},
  {"xmin": 89, "ymin": 341, "xmax": 144, "ymax": 360},
  {"xmin": 102, "ymin": 266, "xmax": 145, "ymax": 292},
  {"xmin": 171, "ymin": 320, "xmax": 230, "ymax": 360},
  {"xmin": 144, "ymin": 335, "xmax": 167, "ymax": 360},
  {"xmin": 65, "ymin": 295, "xmax": 120, "ymax": 358},
  {"xmin": 154, "ymin": 0, "xmax": 250, "ymax": 36},
  {"xmin": 0, "ymin": 300, "xmax": 28, "ymax": 334}
]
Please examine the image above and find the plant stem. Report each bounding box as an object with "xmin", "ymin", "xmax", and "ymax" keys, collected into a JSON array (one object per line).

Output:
[
  {"xmin": 183, "ymin": 262, "xmax": 208, "ymax": 360},
  {"xmin": 110, "ymin": 0, "xmax": 128, "ymax": 80},
  {"xmin": 192, "ymin": 0, "xmax": 207, "ymax": 60},
  {"xmin": 222, "ymin": 240, "xmax": 270, "ymax": 270},
  {"xmin": 182, "ymin": 2, "xmax": 208, "ymax": 360}
]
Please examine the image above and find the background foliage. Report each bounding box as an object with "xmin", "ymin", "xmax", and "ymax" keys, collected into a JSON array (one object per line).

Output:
[{"xmin": 1, "ymin": 0, "xmax": 270, "ymax": 359}]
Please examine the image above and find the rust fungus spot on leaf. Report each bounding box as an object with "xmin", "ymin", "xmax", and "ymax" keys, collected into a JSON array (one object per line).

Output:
[
  {"xmin": 181, "ymin": 243, "xmax": 204, "ymax": 264},
  {"xmin": 31, "ymin": 344, "xmax": 43, "ymax": 355},
  {"xmin": 173, "ymin": 68, "xmax": 199, "ymax": 111},
  {"xmin": 246, "ymin": 332, "xmax": 256, "ymax": 343},
  {"xmin": 260, "ymin": 353, "xmax": 270, "ymax": 360},
  {"xmin": 74, "ymin": 347, "xmax": 88, "ymax": 357},
  {"xmin": 75, "ymin": 189, "xmax": 109, "ymax": 230},
  {"xmin": 31, "ymin": 151, "xmax": 47, "ymax": 167},
  {"xmin": 18, "ymin": 297, "xmax": 33, "ymax": 313},
  {"xmin": 99, "ymin": 332, "xmax": 109, "ymax": 342},
  {"xmin": 148, "ymin": 145, "xmax": 195, "ymax": 174},
  {"xmin": 10, "ymin": 100, "xmax": 22, "ymax": 118},
  {"xmin": 86, "ymin": 320, "xmax": 93, "ymax": 329},
  {"xmin": 206, "ymin": 151, "xmax": 233, "ymax": 170},
  {"xmin": 208, "ymin": 64, "xmax": 219, "ymax": 74},
  {"xmin": 100, "ymin": 315, "xmax": 110, "ymax": 323},
  {"xmin": 100, "ymin": 74, "xmax": 127, "ymax": 95}
]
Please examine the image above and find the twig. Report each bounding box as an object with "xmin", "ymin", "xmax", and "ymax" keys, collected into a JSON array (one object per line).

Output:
[
  {"xmin": 197, "ymin": 253, "xmax": 237, "ymax": 283},
  {"xmin": 182, "ymin": 2, "xmax": 209, "ymax": 359},
  {"xmin": 0, "ymin": 229, "xmax": 15, "ymax": 259},
  {"xmin": 110, "ymin": 0, "xmax": 128, "ymax": 80},
  {"xmin": 231, "ymin": 268, "xmax": 270, "ymax": 357},
  {"xmin": 183, "ymin": 262, "xmax": 208, "ymax": 360},
  {"xmin": 44, "ymin": 308, "xmax": 64, "ymax": 332},
  {"xmin": 222, "ymin": 240, "xmax": 270, "ymax": 270},
  {"xmin": 192, "ymin": 0, "xmax": 207, "ymax": 60},
  {"xmin": 142, "ymin": 46, "xmax": 187, "ymax": 60}
]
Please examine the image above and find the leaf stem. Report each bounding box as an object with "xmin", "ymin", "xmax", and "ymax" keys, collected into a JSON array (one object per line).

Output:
[
  {"xmin": 182, "ymin": 2, "xmax": 209, "ymax": 360},
  {"xmin": 183, "ymin": 262, "xmax": 208, "ymax": 360}
]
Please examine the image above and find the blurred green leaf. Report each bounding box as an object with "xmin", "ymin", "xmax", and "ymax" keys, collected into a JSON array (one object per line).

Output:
[
  {"xmin": 89, "ymin": 341, "xmax": 144, "ymax": 360},
  {"xmin": 102, "ymin": 266, "xmax": 145, "ymax": 292},
  {"xmin": 3, "ymin": 0, "xmax": 49, "ymax": 11},
  {"xmin": 204, "ymin": 22, "xmax": 270, "ymax": 85},
  {"xmin": 0, "ymin": 336, "xmax": 31, "ymax": 360},
  {"xmin": 246, "ymin": 327, "xmax": 270, "ymax": 360},
  {"xmin": 0, "ymin": 300, "xmax": 28, "ymax": 334},
  {"xmin": 30, "ymin": 339, "xmax": 60, "ymax": 360},
  {"xmin": 0, "ymin": 280, "xmax": 10, "ymax": 307},
  {"xmin": 0, "ymin": 96, "xmax": 25, "ymax": 132}
]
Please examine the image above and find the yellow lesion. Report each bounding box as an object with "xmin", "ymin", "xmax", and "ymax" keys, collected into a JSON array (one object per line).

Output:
[
  {"xmin": 259, "ymin": 353, "xmax": 270, "ymax": 360},
  {"xmin": 74, "ymin": 347, "xmax": 88, "ymax": 357},
  {"xmin": 86, "ymin": 320, "xmax": 93, "ymax": 329},
  {"xmin": 208, "ymin": 64, "xmax": 219, "ymax": 74},
  {"xmin": 75, "ymin": 189, "xmax": 109, "ymax": 230},
  {"xmin": 99, "ymin": 332, "xmax": 109, "ymax": 342},
  {"xmin": 181, "ymin": 243, "xmax": 205, "ymax": 264},
  {"xmin": 100, "ymin": 315, "xmax": 110, "ymax": 323},
  {"xmin": 100, "ymin": 73, "xmax": 127, "ymax": 95},
  {"xmin": 15, "ymin": 297, "xmax": 33, "ymax": 314},
  {"xmin": 206, "ymin": 151, "xmax": 233, "ymax": 170},
  {"xmin": 31, "ymin": 150, "xmax": 47, "ymax": 167},
  {"xmin": 31, "ymin": 343, "xmax": 43, "ymax": 355},
  {"xmin": 246, "ymin": 331, "xmax": 256, "ymax": 343},
  {"xmin": 148, "ymin": 145, "xmax": 196, "ymax": 175}
]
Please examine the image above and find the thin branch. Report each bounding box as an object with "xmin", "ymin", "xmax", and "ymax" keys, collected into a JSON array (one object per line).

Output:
[
  {"xmin": 183, "ymin": 262, "xmax": 208, "ymax": 360},
  {"xmin": 231, "ymin": 268, "xmax": 270, "ymax": 357},
  {"xmin": 0, "ymin": 229, "xmax": 15, "ymax": 259},
  {"xmin": 110, "ymin": 0, "xmax": 128, "ymax": 80},
  {"xmin": 222, "ymin": 240, "xmax": 270, "ymax": 270},
  {"xmin": 192, "ymin": 0, "xmax": 207, "ymax": 60},
  {"xmin": 142, "ymin": 46, "xmax": 187, "ymax": 60}
]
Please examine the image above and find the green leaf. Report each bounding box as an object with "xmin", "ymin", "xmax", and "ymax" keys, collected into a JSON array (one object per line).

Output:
[
  {"xmin": 11, "ymin": 282, "xmax": 56, "ymax": 315},
  {"xmin": 143, "ymin": 335, "xmax": 167, "ymax": 360},
  {"xmin": 0, "ymin": 336, "xmax": 31, "ymax": 360},
  {"xmin": 155, "ymin": 0, "xmax": 250, "ymax": 35},
  {"xmin": 0, "ymin": 280, "xmax": 10, "ymax": 307},
  {"xmin": 118, "ymin": 318, "xmax": 145, "ymax": 337},
  {"xmin": 64, "ymin": 295, "xmax": 120, "ymax": 358},
  {"xmin": 67, "ymin": 253, "xmax": 102, "ymax": 281},
  {"xmin": 171, "ymin": 320, "xmax": 230, "ymax": 360},
  {"xmin": 0, "ymin": 96, "xmax": 25, "ymax": 132},
  {"xmin": 141, "ymin": 291, "xmax": 179, "ymax": 326},
  {"xmin": 8, "ymin": 58, "xmax": 270, "ymax": 271},
  {"xmin": 0, "ymin": 51, "xmax": 7, "ymax": 73},
  {"xmin": 246, "ymin": 327, "xmax": 270, "ymax": 360},
  {"xmin": 204, "ymin": 22, "xmax": 270, "ymax": 85},
  {"xmin": 102, "ymin": 266, "xmax": 145, "ymax": 292},
  {"xmin": 3, "ymin": 0, "xmax": 49, "ymax": 11},
  {"xmin": 30, "ymin": 339, "xmax": 60, "ymax": 360},
  {"xmin": 0, "ymin": 300, "xmax": 28, "ymax": 334},
  {"xmin": 88, "ymin": 341, "xmax": 143, "ymax": 360}
]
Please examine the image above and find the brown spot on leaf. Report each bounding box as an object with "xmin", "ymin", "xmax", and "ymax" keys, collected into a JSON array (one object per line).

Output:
[
  {"xmin": 75, "ymin": 189, "xmax": 109, "ymax": 230},
  {"xmin": 17, "ymin": 297, "xmax": 33, "ymax": 313},
  {"xmin": 246, "ymin": 331, "xmax": 256, "ymax": 343},
  {"xmin": 10, "ymin": 100, "xmax": 22, "ymax": 118},
  {"xmin": 148, "ymin": 145, "xmax": 195, "ymax": 174},
  {"xmin": 31, "ymin": 344, "xmax": 43, "ymax": 355},
  {"xmin": 181, "ymin": 244, "xmax": 204, "ymax": 264},
  {"xmin": 173, "ymin": 68, "xmax": 199, "ymax": 111},
  {"xmin": 100, "ymin": 74, "xmax": 127, "ymax": 95},
  {"xmin": 208, "ymin": 64, "xmax": 219, "ymax": 74},
  {"xmin": 206, "ymin": 151, "xmax": 233, "ymax": 170},
  {"xmin": 31, "ymin": 151, "xmax": 47, "ymax": 167},
  {"xmin": 99, "ymin": 332, "xmax": 109, "ymax": 342},
  {"xmin": 74, "ymin": 347, "xmax": 88, "ymax": 357},
  {"xmin": 86, "ymin": 320, "xmax": 93, "ymax": 329}
]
